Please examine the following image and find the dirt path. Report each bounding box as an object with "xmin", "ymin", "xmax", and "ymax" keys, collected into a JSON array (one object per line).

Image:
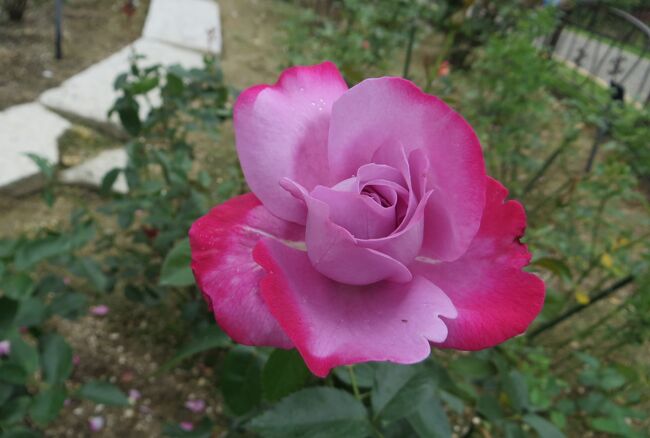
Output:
[{"xmin": 0, "ymin": 0, "xmax": 150, "ymax": 110}]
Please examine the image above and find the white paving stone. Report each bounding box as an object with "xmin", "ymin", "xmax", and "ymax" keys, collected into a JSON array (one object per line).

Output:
[
  {"xmin": 59, "ymin": 148, "xmax": 129, "ymax": 194},
  {"xmin": 0, "ymin": 103, "xmax": 70, "ymax": 194},
  {"xmin": 143, "ymin": 0, "xmax": 222, "ymax": 54},
  {"xmin": 39, "ymin": 38, "xmax": 203, "ymax": 132}
]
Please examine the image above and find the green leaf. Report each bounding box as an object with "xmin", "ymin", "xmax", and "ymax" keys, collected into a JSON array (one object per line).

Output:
[
  {"xmin": 221, "ymin": 346, "xmax": 263, "ymax": 415},
  {"xmin": 41, "ymin": 334, "xmax": 73, "ymax": 384},
  {"xmin": 29, "ymin": 385, "xmax": 67, "ymax": 426},
  {"xmin": 78, "ymin": 381, "xmax": 129, "ymax": 406},
  {"xmin": 523, "ymin": 414, "xmax": 565, "ymax": 438},
  {"xmin": 14, "ymin": 236, "xmax": 66, "ymax": 270},
  {"xmin": 101, "ymin": 168, "xmax": 122, "ymax": 194},
  {"xmin": 0, "ymin": 426, "xmax": 42, "ymax": 438},
  {"xmin": 164, "ymin": 73, "xmax": 185, "ymax": 97},
  {"xmin": 407, "ymin": 393, "xmax": 451, "ymax": 438},
  {"xmin": 159, "ymin": 238, "xmax": 194, "ymax": 287},
  {"xmin": 477, "ymin": 394, "xmax": 505, "ymax": 421},
  {"xmin": 0, "ymin": 382, "xmax": 12, "ymax": 405},
  {"xmin": 49, "ymin": 292, "xmax": 88, "ymax": 320},
  {"xmin": 7, "ymin": 334, "xmax": 39, "ymax": 376},
  {"xmin": 590, "ymin": 415, "xmax": 634, "ymax": 436},
  {"xmin": 0, "ymin": 297, "xmax": 18, "ymax": 331},
  {"xmin": 157, "ymin": 325, "xmax": 229, "ymax": 374},
  {"xmin": 371, "ymin": 363, "xmax": 436, "ymax": 423},
  {"xmin": 24, "ymin": 153, "xmax": 55, "ymax": 180},
  {"xmin": 250, "ymin": 387, "xmax": 371, "ymax": 438},
  {"xmin": 0, "ymin": 239, "xmax": 17, "ymax": 258},
  {"xmin": 599, "ymin": 368, "xmax": 626, "ymax": 391},
  {"xmin": 112, "ymin": 96, "xmax": 141, "ymax": 136},
  {"xmin": 333, "ymin": 363, "xmax": 376, "ymax": 388},
  {"xmin": 0, "ymin": 395, "xmax": 30, "ymax": 425},
  {"xmin": 531, "ymin": 257, "xmax": 572, "ymax": 282},
  {"xmin": 35, "ymin": 275, "xmax": 67, "ymax": 295},
  {"xmin": 3, "ymin": 273, "xmax": 35, "ymax": 300},
  {"xmin": 130, "ymin": 76, "xmax": 159, "ymax": 95},
  {"xmin": 503, "ymin": 370, "xmax": 529, "ymax": 412},
  {"xmin": 262, "ymin": 349, "xmax": 311, "ymax": 402},
  {"xmin": 451, "ymin": 356, "xmax": 495, "ymax": 380},
  {"xmin": 0, "ymin": 364, "xmax": 28, "ymax": 385},
  {"xmin": 14, "ymin": 298, "xmax": 46, "ymax": 328},
  {"xmin": 439, "ymin": 390, "xmax": 465, "ymax": 414},
  {"xmin": 504, "ymin": 421, "xmax": 527, "ymax": 438},
  {"xmin": 78, "ymin": 259, "xmax": 109, "ymax": 292},
  {"xmin": 67, "ymin": 222, "xmax": 96, "ymax": 250}
]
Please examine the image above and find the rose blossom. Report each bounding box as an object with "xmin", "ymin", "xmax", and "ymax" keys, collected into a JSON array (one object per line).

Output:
[
  {"xmin": 0, "ymin": 340, "xmax": 10, "ymax": 357},
  {"xmin": 190, "ymin": 62, "xmax": 544, "ymax": 377},
  {"xmin": 90, "ymin": 305, "xmax": 110, "ymax": 316},
  {"xmin": 184, "ymin": 398, "xmax": 206, "ymax": 413},
  {"xmin": 88, "ymin": 416, "xmax": 105, "ymax": 432}
]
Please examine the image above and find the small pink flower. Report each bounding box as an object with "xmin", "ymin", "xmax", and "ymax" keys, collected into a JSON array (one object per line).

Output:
[
  {"xmin": 189, "ymin": 62, "xmax": 545, "ymax": 377},
  {"xmin": 361, "ymin": 40, "xmax": 370, "ymax": 50},
  {"xmin": 437, "ymin": 60, "xmax": 451, "ymax": 77},
  {"xmin": 63, "ymin": 276, "xmax": 72, "ymax": 286},
  {"xmin": 180, "ymin": 422, "xmax": 194, "ymax": 431},
  {"xmin": 0, "ymin": 340, "xmax": 10, "ymax": 357},
  {"xmin": 64, "ymin": 398, "xmax": 71, "ymax": 407},
  {"xmin": 121, "ymin": 370, "xmax": 135, "ymax": 383},
  {"xmin": 128, "ymin": 389, "xmax": 141, "ymax": 403},
  {"xmin": 73, "ymin": 355, "xmax": 81, "ymax": 366},
  {"xmin": 88, "ymin": 416, "xmax": 105, "ymax": 432},
  {"xmin": 184, "ymin": 398, "xmax": 206, "ymax": 413},
  {"xmin": 90, "ymin": 305, "xmax": 109, "ymax": 316}
]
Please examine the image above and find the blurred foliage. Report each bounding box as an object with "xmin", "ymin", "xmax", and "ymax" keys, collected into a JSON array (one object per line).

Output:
[
  {"xmin": 2, "ymin": 0, "xmax": 650, "ymax": 436},
  {"xmin": 0, "ymin": 212, "xmax": 130, "ymax": 435}
]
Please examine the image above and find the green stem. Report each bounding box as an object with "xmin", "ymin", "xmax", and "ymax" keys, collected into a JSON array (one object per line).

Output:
[
  {"xmin": 520, "ymin": 130, "xmax": 577, "ymax": 198},
  {"xmin": 552, "ymin": 300, "xmax": 627, "ymax": 349},
  {"xmin": 526, "ymin": 177, "xmax": 574, "ymax": 220},
  {"xmin": 528, "ymin": 275, "xmax": 635, "ymax": 341},
  {"xmin": 425, "ymin": 30, "xmax": 457, "ymax": 93},
  {"xmin": 347, "ymin": 366, "xmax": 362, "ymax": 401},
  {"xmin": 588, "ymin": 197, "xmax": 609, "ymax": 258},
  {"xmin": 402, "ymin": 22, "xmax": 417, "ymax": 79}
]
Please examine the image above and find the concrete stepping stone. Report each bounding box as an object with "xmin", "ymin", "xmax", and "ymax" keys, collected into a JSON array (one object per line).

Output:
[
  {"xmin": 59, "ymin": 148, "xmax": 129, "ymax": 194},
  {"xmin": 143, "ymin": 0, "xmax": 222, "ymax": 54},
  {"xmin": 0, "ymin": 103, "xmax": 71, "ymax": 195},
  {"xmin": 39, "ymin": 38, "xmax": 203, "ymax": 134}
]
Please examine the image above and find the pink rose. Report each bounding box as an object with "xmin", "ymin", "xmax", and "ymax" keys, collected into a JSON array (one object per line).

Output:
[
  {"xmin": 90, "ymin": 305, "xmax": 109, "ymax": 316},
  {"xmin": 0, "ymin": 340, "xmax": 10, "ymax": 357},
  {"xmin": 190, "ymin": 62, "xmax": 544, "ymax": 377}
]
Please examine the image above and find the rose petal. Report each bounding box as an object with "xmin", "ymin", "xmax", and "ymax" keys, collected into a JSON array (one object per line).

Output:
[
  {"xmin": 128, "ymin": 389, "xmax": 141, "ymax": 403},
  {"xmin": 185, "ymin": 398, "xmax": 206, "ymax": 413},
  {"xmin": 90, "ymin": 305, "xmax": 109, "ymax": 316},
  {"xmin": 0, "ymin": 340, "xmax": 11, "ymax": 357},
  {"xmin": 413, "ymin": 177, "xmax": 545, "ymax": 350},
  {"xmin": 88, "ymin": 416, "xmax": 104, "ymax": 432},
  {"xmin": 311, "ymin": 185, "xmax": 396, "ymax": 239},
  {"xmin": 350, "ymin": 148, "xmax": 431, "ymax": 267},
  {"xmin": 282, "ymin": 179, "xmax": 412, "ymax": 285},
  {"xmin": 234, "ymin": 62, "xmax": 348, "ymax": 224},
  {"xmin": 189, "ymin": 193, "xmax": 305, "ymax": 348},
  {"xmin": 328, "ymin": 77, "xmax": 486, "ymax": 261},
  {"xmin": 254, "ymin": 238, "xmax": 457, "ymax": 377}
]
